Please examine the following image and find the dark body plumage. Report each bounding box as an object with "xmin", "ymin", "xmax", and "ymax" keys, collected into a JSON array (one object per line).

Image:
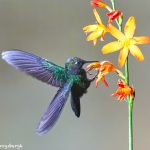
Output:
[{"xmin": 1, "ymin": 50, "xmax": 97, "ymax": 135}]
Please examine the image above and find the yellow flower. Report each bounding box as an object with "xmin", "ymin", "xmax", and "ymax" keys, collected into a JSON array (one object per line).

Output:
[
  {"xmin": 83, "ymin": 9, "xmax": 109, "ymax": 45},
  {"xmin": 102, "ymin": 16, "xmax": 150, "ymax": 67}
]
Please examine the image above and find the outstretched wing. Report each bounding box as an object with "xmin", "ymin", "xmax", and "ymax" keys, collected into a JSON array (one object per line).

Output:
[
  {"xmin": 2, "ymin": 50, "xmax": 67, "ymax": 87},
  {"xmin": 36, "ymin": 81, "xmax": 73, "ymax": 135}
]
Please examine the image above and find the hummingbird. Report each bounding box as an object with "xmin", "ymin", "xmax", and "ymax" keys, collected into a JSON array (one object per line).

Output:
[{"xmin": 1, "ymin": 50, "xmax": 98, "ymax": 135}]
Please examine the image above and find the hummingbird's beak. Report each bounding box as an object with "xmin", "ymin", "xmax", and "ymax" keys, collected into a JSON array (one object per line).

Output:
[{"xmin": 83, "ymin": 60, "xmax": 99, "ymax": 64}]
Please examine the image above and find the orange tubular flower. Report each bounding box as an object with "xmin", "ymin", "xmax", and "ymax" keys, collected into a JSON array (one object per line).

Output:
[
  {"xmin": 111, "ymin": 79, "xmax": 134, "ymax": 101},
  {"xmin": 91, "ymin": 0, "xmax": 112, "ymax": 11},
  {"xmin": 101, "ymin": 16, "xmax": 150, "ymax": 67},
  {"xmin": 83, "ymin": 9, "xmax": 109, "ymax": 45},
  {"xmin": 107, "ymin": 10, "xmax": 122, "ymax": 23},
  {"xmin": 87, "ymin": 61, "xmax": 118, "ymax": 87}
]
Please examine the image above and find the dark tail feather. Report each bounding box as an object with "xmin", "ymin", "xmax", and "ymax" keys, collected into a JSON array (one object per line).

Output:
[
  {"xmin": 36, "ymin": 82, "xmax": 73, "ymax": 135},
  {"xmin": 70, "ymin": 96, "xmax": 81, "ymax": 118}
]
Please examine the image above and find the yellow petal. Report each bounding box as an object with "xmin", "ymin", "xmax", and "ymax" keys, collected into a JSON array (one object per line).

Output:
[
  {"xmin": 124, "ymin": 16, "xmax": 136, "ymax": 38},
  {"xmin": 83, "ymin": 25, "xmax": 98, "ymax": 32},
  {"xmin": 118, "ymin": 47, "xmax": 129, "ymax": 68},
  {"xmin": 129, "ymin": 45, "xmax": 144, "ymax": 61},
  {"xmin": 134, "ymin": 36, "xmax": 150, "ymax": 44},
  {"xmin": 87, "ymin": 30, "xmax": 103, "ymax": 41},
  {"xmin": 93, "ymin": 9, "xmax": 102, "ymax": 24},
  {"xmin": 108, "ymin": 24, "xmax": 125, "ymax": 41},
  {"xmin": 96, "ymin": 2, "xmax": 108, "ymax": 8},
  {"xmin": 101, "ymin": 41, "xmax": 123, "ymax": 54}
]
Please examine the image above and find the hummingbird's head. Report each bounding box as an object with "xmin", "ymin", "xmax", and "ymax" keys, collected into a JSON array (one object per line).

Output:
[{"xmin": 65, "ymin": 57, "xmax": 98, "ymax": 74}]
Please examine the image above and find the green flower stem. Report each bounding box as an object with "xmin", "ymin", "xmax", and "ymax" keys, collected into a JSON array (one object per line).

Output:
[
  {"xmin": 110, "ymin": 0, "xmax": 116, "ymax": 10},
  {"xmin": 125, "ymin": 58, "xmax": 129, "ymax": 84},
  {"xmin": 125, "ymin": 58, "xmax": 134, "ymax": 150},
  {"xmin": 116, "ymin": 69, "xmax": 125, "ymax": 80},
  {"xmin": 110, "ymin": 1, "xmax": 134, "ymax": 150},
  {"xmin": 128, "ymin": 96, "xmax": 134, "ymax": 150}
]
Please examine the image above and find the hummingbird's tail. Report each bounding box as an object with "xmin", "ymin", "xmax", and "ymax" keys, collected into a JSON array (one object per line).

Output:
[{"xmin": 36, "ymin": 82, "xmax": 73, "ymax": 135}]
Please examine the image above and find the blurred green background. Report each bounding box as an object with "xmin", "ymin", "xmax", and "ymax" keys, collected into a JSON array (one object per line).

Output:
[{"xmin": 0, "ymin": 0, "xmax": 150, "ymax": 150}]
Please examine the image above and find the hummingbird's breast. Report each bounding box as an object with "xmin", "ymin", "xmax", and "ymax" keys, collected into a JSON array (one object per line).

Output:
[{"xmin": 70, "ymin": 69, "xmax": 91, "ymax": 95}]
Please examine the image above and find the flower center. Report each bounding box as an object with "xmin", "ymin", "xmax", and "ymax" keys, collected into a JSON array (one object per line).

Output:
[
  {"xmin": 123, "ymin": 39, "xmax": 131, "ymax": 47},
  {"xmin": 122, "ymin": 38, "xmax": 137, "ymax": 47}
]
